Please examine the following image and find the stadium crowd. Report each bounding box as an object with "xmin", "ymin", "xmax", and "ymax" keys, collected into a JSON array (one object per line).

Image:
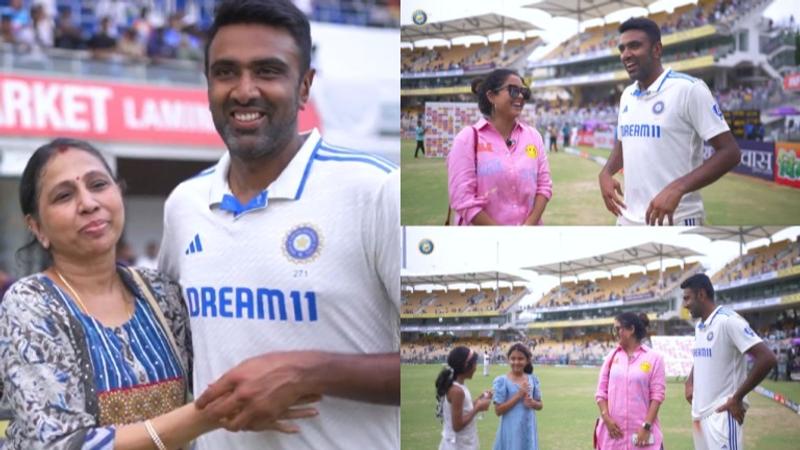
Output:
[
  {"xmin": 401, "ymin": 334, "xmax": 615, "ymax": 366},
  {"xmin": 401, "ymin": 38, "xmax": 538, "ymax": 74},
  {"xmin": 0, "ymin": 0, "xmax": 399, "ymax": 64}
]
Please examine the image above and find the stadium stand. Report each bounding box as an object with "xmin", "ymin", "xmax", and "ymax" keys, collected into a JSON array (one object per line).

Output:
[
  {"xmin": 402, "ymin": 286, "xmax": 528, "ymax": 315},
  {"xmin": 401, "ymin": 37, "xmax": 540, "ymax": 74},
  {"xmin": 712, "ymin": 238, "xmax": 800, "ymax": 285},
  {"xmin": 533, "ymin": 263, "xmax": 699, "ymax": 309}
]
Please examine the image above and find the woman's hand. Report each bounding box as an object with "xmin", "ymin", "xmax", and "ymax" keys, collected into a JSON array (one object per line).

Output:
[
  {"xmin": 634, "ymin": 427, "xmax": 652, "ymax": 446},
  {"xmin": 602, "ymin": 414, "xmax": 623, "ymax": 439}
]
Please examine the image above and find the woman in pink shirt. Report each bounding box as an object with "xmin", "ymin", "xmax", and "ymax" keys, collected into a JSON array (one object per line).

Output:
[
  {"xmin": 447, "ymin": 69, "xmax": 552, "ymax": 225},
  {"xmin": 595, "ymin": 313, "xmax": 665, "ymax": 449}
]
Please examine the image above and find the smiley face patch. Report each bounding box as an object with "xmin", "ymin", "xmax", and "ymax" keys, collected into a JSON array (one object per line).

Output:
[
  {"xmin": 525, "ymin": 144, "xmax": 538, "ymax": 159},
  {"xmin": 640, "ymin": 361, "xmax": 652, "ymax": 373}
]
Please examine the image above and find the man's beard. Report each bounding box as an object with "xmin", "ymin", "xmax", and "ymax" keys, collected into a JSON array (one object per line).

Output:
[{"xmin": 213, "ymin": 99, "xmax": 298, "ymax": 161}]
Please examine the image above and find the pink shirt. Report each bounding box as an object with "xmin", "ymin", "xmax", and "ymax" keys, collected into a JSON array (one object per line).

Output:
[
  {"xmin": 594, "ymin": 345, "xmax": 666, "ymax": 450},
  {"xmin": 447, "ymin": 118, "xmax": 553, "ymax": 225}
]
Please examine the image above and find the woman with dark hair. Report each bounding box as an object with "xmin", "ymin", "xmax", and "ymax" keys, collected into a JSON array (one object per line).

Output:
[
  {"xmin": 447, "ymin": 68, "xmax": 552, "ymax": 225},
  {"xmin": 435, "ymin": 346, "xmax": 492, "ymax": 450},
  {"xmin": 594, "ymin": 313, "xmax": 665, "ymax": 449},
  {"xmin": 0, "ymin": 138, "xmax": 315, "ymax": 449},
  {"xmin": 492, "ymin": 343, "xmax": 542, "ymax": 450}
]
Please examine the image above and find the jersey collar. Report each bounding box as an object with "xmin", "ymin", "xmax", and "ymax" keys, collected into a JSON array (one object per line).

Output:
[
  {"xmin": 631, "ymin": 67, "xmax": 672, "ymax": 97},
  {"xmin": 208, "ymin": 128, "xmax": 322, "ymax": 216},
  {"xmin": 698, "ymin": 305, "xmax": 723, "ymax": 330}
]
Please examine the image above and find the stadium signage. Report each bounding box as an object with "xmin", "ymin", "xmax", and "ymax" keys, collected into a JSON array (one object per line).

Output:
[
  {"xmin": 402, "ymin": 69, "xmax": 464, "ymax": 79},
  {"xmin": 784, "ymin": 72, "xmax": 800, "ymax": 92},
  {"xmin": 735, "ymin": 140, "xmax": 774, "ymax": 181},
  {"xmin": 623, "ymin": 292, "xmax": 655, "ymax": 302},
  {"xmin": 775, "ymin": 141, "xmax": 800, "ymax": 189},
  {"xmin": 704, "ymin": 140, "xmax": 775, "ymax": 181},
  {"xmin": 754, "ymin": 386, "xmax": 800, "ymax": 414},
  {"xmin": 729, "ymin": 297, "xmax": 781, "ymax": 312},
  {"xmin": 715, "ymin": 271, "xmax": 777, "ymax": 290},
  {"xmin": 0, "ymin": 73, "xmax": 319, "ymax": 147}
]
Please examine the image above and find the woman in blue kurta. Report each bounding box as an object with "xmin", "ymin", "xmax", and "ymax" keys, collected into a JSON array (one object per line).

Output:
[
  {"xmin": 0, "ymin": 138, "xmax": 315, "ymax": 449},
  {"xmin": 492, "ymin": 343, "xmax": 543, "ymax": 450}
]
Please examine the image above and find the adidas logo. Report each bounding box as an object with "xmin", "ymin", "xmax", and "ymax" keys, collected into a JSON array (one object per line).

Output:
[{"xmin": 185, "ymin": 234, "xmax": 203, "ymax": 255}]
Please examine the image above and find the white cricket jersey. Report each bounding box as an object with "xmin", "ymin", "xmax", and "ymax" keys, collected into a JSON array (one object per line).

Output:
[
  {"xmin": 617, "ymin": 68, "xmax": 730, "ymax": 225},
  {"xmin": 158, "ymin": 129, "xmax": 400, "ymax": 450},
  {"xmin": 691, "ymin": 305, "xmax": 762, "ymax": 419}
]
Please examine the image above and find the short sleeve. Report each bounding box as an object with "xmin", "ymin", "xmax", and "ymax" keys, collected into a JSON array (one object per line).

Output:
[
  {"xmin": 724, "ymin": 314, "xmax": 762, "ymax": 354},
  {"xmin": 492, "ymin": 376, "xmax": 507, "ymax": 404},
  {"xmin": 531, "ymin": 374, "xmax": 542, "ymax": 401},
  {"xmin": 375, "ymin": 170, "xmax": 400, "ymax": 312},
  {"xmin": 685, "ymin": 80, "xmax": 730, "ymax": 142}
]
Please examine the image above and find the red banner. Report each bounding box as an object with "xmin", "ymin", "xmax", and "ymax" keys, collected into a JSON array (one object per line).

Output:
[
  {"xmin": 775, "ymin": 141, "xmax": 800, "ymax": 189},
  {"xmin": 784, "ymin": 72, "xmax": 800, "ymax": 92},
  {"xmin": 0, "ymin": 73, "xmax": 320, "ymax": 148}
]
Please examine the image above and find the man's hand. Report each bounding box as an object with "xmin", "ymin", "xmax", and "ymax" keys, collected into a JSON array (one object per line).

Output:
[
  {"xmin": 716, "ymin": 396, "xmax": 746, "ymax": 425},
  {"xmin": 684, "ymin": 380, "xmax": 693, "ymax": 405},
  {"xmin": 196, "ymin": 352, "xmax": 323, "ymax": 432},
  {"xmin": 599, "ymin": 172, "xmax": 626, "ymax": 216},
  {"xmin": 646, "ymin": 182, "xmax": 684, "ymax": 225}
]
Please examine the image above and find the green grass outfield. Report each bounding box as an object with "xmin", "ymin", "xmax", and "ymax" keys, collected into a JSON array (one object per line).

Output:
[
  {"xmin": 401, "ymin": 140, "xmax": 800, "ymax": 225},
  {"xmin": 401, "ymin": 364, "xmax": 800, "ymax": 450}
]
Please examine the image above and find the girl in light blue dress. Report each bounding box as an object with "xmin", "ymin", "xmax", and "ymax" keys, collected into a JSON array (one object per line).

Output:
[{"xmin": 492, "ymin": 343, "xmax": 543, "ymax": 450}]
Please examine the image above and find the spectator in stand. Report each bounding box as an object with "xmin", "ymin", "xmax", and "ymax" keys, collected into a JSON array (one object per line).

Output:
[
  {"xmin": 16, "ymin": 4, "xmax": 53, "ymax": 54},
  {"xmin": 117, "ymin": 27, "xmax": 146, "ymax": 62},
  {"xmin": 54, "ymin": 8, "xmax": 84, "ymax": 49},
  {"xmin": 0, "ymin": 14, "xmax": 18, "ymax": 46},
  {"xmin": 132, "ymin": 6, "xmax": 153, "ymax": 45},
  {"xmin": 176, "ymin": 26, "xmax": 203, "ymax": 61},
  {"xmin": 7, "ymin": 0, "xmax": 29, "ymax": 33},
  {"xmin": 87, "ymin": 16, "xmax": 118, "ymax": 60},
  {"xmin": 96, "ymin": 0, "xmax": 129, "ymax": 35},
  {"xmin": 147, "ymin": 26, "xmax": 174, "ymax": 60}
]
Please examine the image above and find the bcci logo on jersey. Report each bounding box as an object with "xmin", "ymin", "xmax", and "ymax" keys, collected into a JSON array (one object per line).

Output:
[{"xmin": 284, "ymin": 224, "xmax": 323, "ymax": 264}]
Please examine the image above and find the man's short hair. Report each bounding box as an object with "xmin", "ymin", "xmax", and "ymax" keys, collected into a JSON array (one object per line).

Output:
[
  {"xmin": 680, "ymin": 273, "xmax": 714, "ymax": 301},
  {"xmin": 204, "ymin": 0, "xmax": 312, "ymax": 77},
  {"xmin": 618, "ymin": 17, "xmax": 662, "ymax": 45}
]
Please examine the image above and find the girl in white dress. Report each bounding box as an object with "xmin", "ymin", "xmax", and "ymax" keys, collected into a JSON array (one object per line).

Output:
[{"xmin": 435, "ymin": 346, "xmax": 493, "ymax": 450}]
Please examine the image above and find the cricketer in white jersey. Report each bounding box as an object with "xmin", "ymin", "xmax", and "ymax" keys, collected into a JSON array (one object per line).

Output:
[
  {"xmin": 600, "ymin": 17, "xmax": 740, "ymax": 226},
  {"xmin": 682, "ymin": 273, "xmax": 776, "ymax": 450},
  {"xmin": 691, "ymin": 306, "xmax": 761, "ymax": 450},
  {"xmin": 159, "ymin": 128, "xmax": 400, "ymax": 450},
  {"xmin": 616, "ymin": 68, "xmax": 730, "ymax": 225}
]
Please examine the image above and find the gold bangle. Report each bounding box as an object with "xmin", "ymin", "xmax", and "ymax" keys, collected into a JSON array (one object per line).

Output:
[{"xmin": 144, "ymin": 420, "xmax": 167, "ymax": 450}]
